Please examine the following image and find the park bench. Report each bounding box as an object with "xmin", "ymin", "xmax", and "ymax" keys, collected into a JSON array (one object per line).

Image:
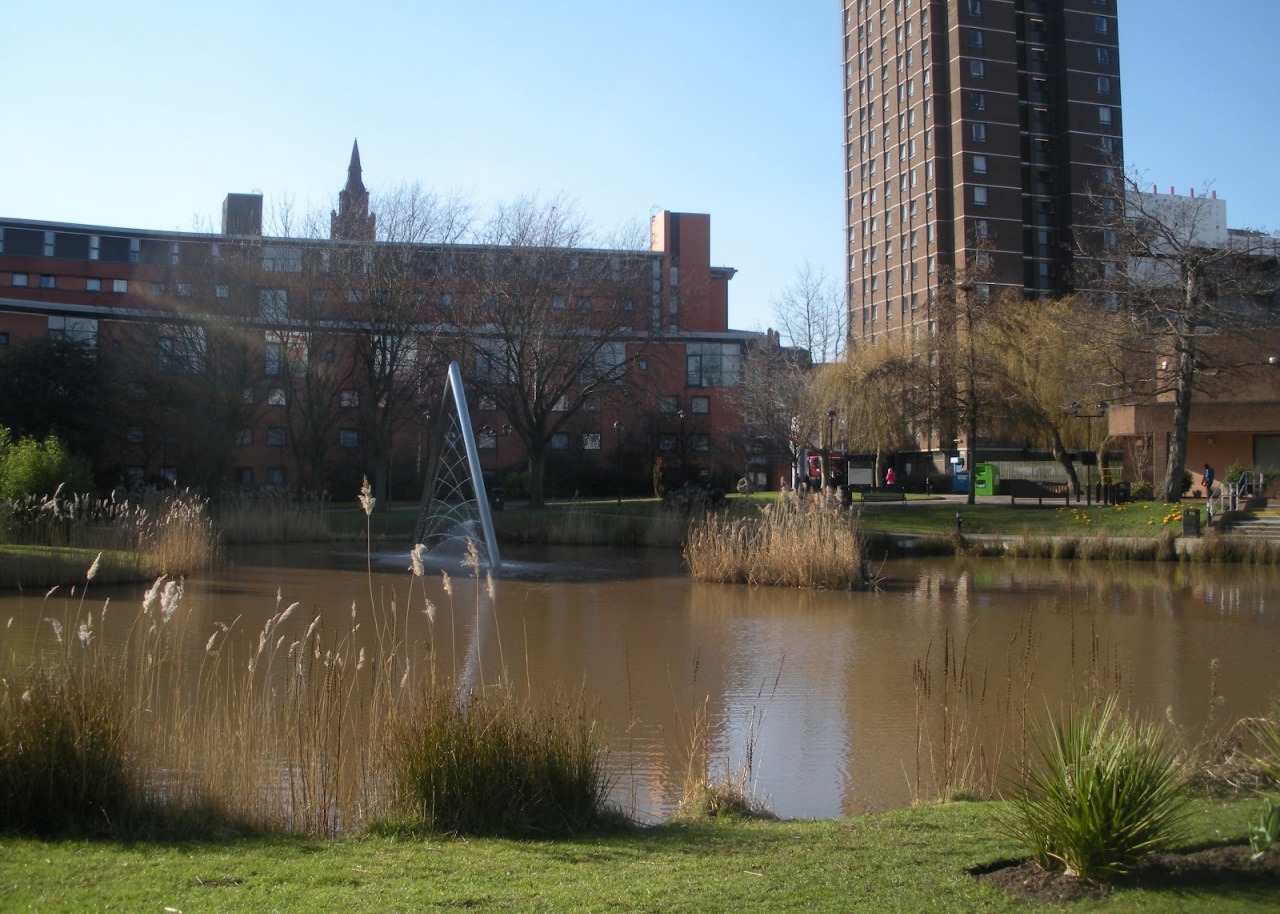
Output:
[
  {"xmin": 1007, "ymin": 479, "xmax": 1070, "ymax": 506},
  {"xmin": 857, "ymin": 489, "xmax": 907, "ymax": 503}
]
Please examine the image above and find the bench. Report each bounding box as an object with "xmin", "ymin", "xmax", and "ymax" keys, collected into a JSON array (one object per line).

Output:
[
  {"xmin": 858, "ymin": 489, "xmax": 907, "ymax": 503},
  {"xmin": 1008, "ymin": 479, "xmax": 1070, "ymax": 506}
]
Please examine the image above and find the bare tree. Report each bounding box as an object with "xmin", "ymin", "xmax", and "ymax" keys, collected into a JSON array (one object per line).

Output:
[
  {"xmin": 770, "ymin": 261, "xmax": 845, "ymax": 364},
  {"xmin": 1093, "ymin": 176, "xmax": 1280, "ymax": 498},
  {"xmin": 733, "ymin": 330, "xmax": 815, "ymax": 488},
  {"xmin": 463, "ymin": 195, "xmax": 653, "ymax": 508},
  {"xmin": 330, "ymin": 185, "xmax": 477, "ymax": 503}
]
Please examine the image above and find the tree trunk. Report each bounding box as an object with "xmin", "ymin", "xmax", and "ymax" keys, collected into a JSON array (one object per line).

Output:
[
  {"xmin": 527, "ymin": 447, "xmax": 548, "ymax": 509},
  {"xmin": 1161, "ymin": 346, "xmax": 1195, "ymax": 501},
  {"xmin": 966, "ymin": 411, "xmax": 978, "ymax": 505},
  {"xmin": 1050, "ymin": 428, "xmax": 1081, "ymax": 497}
]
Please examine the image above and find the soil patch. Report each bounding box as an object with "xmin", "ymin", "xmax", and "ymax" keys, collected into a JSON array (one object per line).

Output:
[{"xmin": 972, "ymin": 844, "xmax": 1280, "ymax": 902}]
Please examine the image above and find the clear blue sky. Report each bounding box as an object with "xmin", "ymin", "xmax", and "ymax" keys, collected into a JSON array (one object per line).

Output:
[{"xmin": 3, "ymin": 1, "xmax": 1276, "ymax": 334}]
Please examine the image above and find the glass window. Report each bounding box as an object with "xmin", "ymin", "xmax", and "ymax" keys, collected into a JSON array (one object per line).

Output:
[
  {"xmin": 658, "ymin": 395, "xmax": 679, "ymax": 414},
  {"xmin": 266, "ymin": 428, "xmax": 286, "ymax": 447},
  {"xmin": 685, "ymin": 342, "xmax": 742, "ymax": 388},
  {"xmin": 39, "ymin": 275, "xmax": 55, "ymax": 289},
  {"xmin": 582, "ymin": 433, "xmax": 602, "ymax": 451},
  {"xmin": 972, "ymin": 154, "xmax": 988, "ymax": 174},
  {"xmin": 551, "ymin": 433, "xmax": 569, "ymax": 450},
  {"xmin": 971, "ymin": 91, "xmax": 986, "ymax": 110},
  {"xmin": 972, "ymin": 122, "xmax": 987, "ymax": 142},
  {"xmin": 970, "ymin": 59, "xmax": 985, "ymax": 78},
  {"xmin": 339, "ymin": 429, "xmax": 359, "ymax": 448},
  {"xmin": 691, "ymin": 396, "xmax": 710, "ymax": 415},
  {"xmin": 11, "ymin": 273, "xmax": 29, "ymax": 287},
  {"xmin": 112, "ymin": 279, "xmax": 128, "ymax": 293}
]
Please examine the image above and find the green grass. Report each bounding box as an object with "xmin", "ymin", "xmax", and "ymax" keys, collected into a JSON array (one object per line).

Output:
[
  {"xmin": 857, "ymin": 501, "xmax": 1196, "ymax": 539},
  {"xmin": 0, "ymin": 800, "xmax": 1273, "ymax": 912}
]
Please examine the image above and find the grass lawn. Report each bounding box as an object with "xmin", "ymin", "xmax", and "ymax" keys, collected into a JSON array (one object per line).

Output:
[
  {"xmin": 0, "ymin": 800, "xmax": 1272, "ymax": 912},
  {"xmin": 853, "ymin": 500, "xmax": 1196, "ymax": 539},
  {"xmin": 326, "ymin": 495, "xmax": 1203, "ymax": 548}
]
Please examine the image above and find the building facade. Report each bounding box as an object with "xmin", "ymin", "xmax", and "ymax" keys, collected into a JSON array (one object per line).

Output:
[
  {"xmin": 842, "ymin": 0, "xmax": 1123, "ymax": 344},
  {"xmin": 0, "ymin": 149, "xmax": 764, "ymax": 498}
]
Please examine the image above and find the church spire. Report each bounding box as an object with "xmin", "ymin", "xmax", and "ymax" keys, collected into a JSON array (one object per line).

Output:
[
  {"xmin": 347, "ymin": 139, "xmax": 365, "ymax": 193},
  {"xmin": 331, "ymin": 139, "xmax": 376, "ymax": 241}
]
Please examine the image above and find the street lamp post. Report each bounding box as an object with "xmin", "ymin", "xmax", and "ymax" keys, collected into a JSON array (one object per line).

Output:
[
  {"xmin": 613, "ymin": 420, "xmax": 623, "ymax": 508},
  {"xmin": 1071, "ymin": 401, "xmax": 1109, "ymax": 505}
]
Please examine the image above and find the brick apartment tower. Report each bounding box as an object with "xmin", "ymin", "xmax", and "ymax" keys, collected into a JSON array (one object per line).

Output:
[{"xmin": 842, "ymin": 0, "xmax": 1122, "ymax": 344}]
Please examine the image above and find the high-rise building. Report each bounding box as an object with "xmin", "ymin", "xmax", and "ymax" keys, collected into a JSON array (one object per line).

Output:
[{"xmin": 842, "ymin": 0, "xmax": 1122, "ymax": 344}]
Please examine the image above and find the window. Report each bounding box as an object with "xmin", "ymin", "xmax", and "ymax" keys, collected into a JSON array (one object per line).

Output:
[
  {"xmin": 1103, "ymin": 229, "xmax": 1117, "ymax": 249},
  {"xmin": 259, "ymin": 289, "xmax": 288, "ymax": 321},
  {"xmin": 582, "ymin": 433, "xmax": 602, "ymax": 451},
  {"xmin": 967, "ymin": 0, "xmax": 982, "ymax": 15},
  {"xmin": 0, "ymin": 333, "xmax": 7, "ymax": 346},
  {"xmin": 438, "ymin": 292, "xmax": 453, "ymax": 308},
  {"xmin": 1098, "ymin": 106, "xmax": 1113, "ymax": 126},
  {"xmin": 1094, "ymin": 15, "xmax": 1109, "ymax": 34},
  {"xmin": 1097, "ymin": 46, "xmax": 1111, "ymax": 65},
  {"xmin": 177, "ymin": 283, "xmax": 191, "ymax": 297},
  {"xmin": 339, "ymin": 429, "xmax": 359, "ymax": 448},
  {"xmin": 85, "ymin": 278, "xmax": 102, "ymax": 292},
  {"xmin": 551, "ymin": 434, "xmax": 569, "ymax": 451},
  {"xmin": 658, "ymin": 434, "xmax": 676, "ymax": 453},
  {"xmin": 265, "ymin": 468, "xmax": 285, "ymax": 487},
  {"xmin": 112, "ymin": 279, "xmax": 128, "ymax": 293},
  {"xmin": 686, "ymin": 342, "xmax": 742, "ymax": 388},
  {"xmin": 551, "ymin": 394, "xmax": 569, "ymax": 412},
  {"xmin": 971, "ymin": 91, "xmax": 986, "ymax": 111},
  {"xmin": 127, "ymin": 426, "xmax": 145, "ymax": 444},
  {"xmin": 88, "ymin": 235, "xmax": 100, "ymax": 260},
  {"xmin": 970, "ymin": 59, "xmax": 984, "ymax": 78},
  {"xmin": 1097, "ymin": 76, "xmax": 1111, "ymax": 95},
  {"xmin": 968, "ymin": 28, "xmax": 983, "ymax": 48},
  {"xmin": 216, "ymin": 284, "xmax": 229, "ymax": 298},
  {"xmin": 235, "ymin": 429, "xmax": 253, "ymax": 446},
  {"xmin": 972, "ymin": 154, "xmax": 988, "ymax": 174},
  {"xmin": 691, "ymin": 396, "xmax": 710, "ymax": 415},
  {"xmin": 691, "ymin": 434, "xmax": 710, "ymax": 453},
  {"xmin": 261, "ymin": 244, "xmax": 302, "ymax": 273},
  {"xmin": 150, "ymin": 282, "xmax": 166, "ymax": 295},
  {"xmin": 169, "ymin": 242, "xmax": 181, "ymax": 266},
  {"xmin": 38, "ymin": 274, "xmax": 55, "ymax": 289},
  {"xmin": 129, "ymin": 238, "xmax": 140, "ymax": 264},
  {"xmin": 975, "ymin": 218, "xmax": 990, "ymax": 239},
  {"xmin": 11, "ymin": 273, "xmax": 29, "ymax": 287},
  {"xmin": 341, "ymin": 389, "xmax": 360, "ymax": 408},
  {"xmin": 658, "ymin": 395, "xmax": 679, "ymax": 414},
  {"xmin": 267, "ymin": 388, "xmax": 287, "ymax": 406},
  {"xmin": 266, "ymin": 428, "xmax": 286, "ymax": 447},
  {"xmin": 972, "ymin": 122, "xmax": 987, "ymax": 142},
  {"xmin": 43, "ymin": 231, "xmax": 55, "ymax": 256}
]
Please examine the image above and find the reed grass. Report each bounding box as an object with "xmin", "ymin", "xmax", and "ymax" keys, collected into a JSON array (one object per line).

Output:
[
  {"xmin": 684, "ymin": 493, "xmax": 865, "ymax": 588},
  {"xmin": 496, "ymin": 508, "xmax": 687, "ymax": 548},
  {"xmin": 212, "ymin": 489, "xmax": 332, "ymax": 544},
  {"xmin": 0, "ymin": 489, "xmax": 219, "ymax": 587},
  {"xmin": 0, "ymin": 484, "xmax": 620, "ymax": 839},
  {"xmin": 379, "ymin": 682, "xmax": 617, "ymax": 836}
]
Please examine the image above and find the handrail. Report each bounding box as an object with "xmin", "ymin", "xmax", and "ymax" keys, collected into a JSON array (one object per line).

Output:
[{"xmin": 1207, "ymin": 470, "xmax": 1264, "ymax": 525}]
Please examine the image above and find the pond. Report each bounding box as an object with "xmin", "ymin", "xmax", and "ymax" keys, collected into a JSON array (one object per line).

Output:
[{"xmin": 5, "ymin": 544, "xmax": 1279, "ymax": 822}]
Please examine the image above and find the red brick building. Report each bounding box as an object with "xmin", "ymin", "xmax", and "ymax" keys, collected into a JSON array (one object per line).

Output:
[{"xmin": 0, "ymin": 147, "xmax": 767, "ymax": 499}]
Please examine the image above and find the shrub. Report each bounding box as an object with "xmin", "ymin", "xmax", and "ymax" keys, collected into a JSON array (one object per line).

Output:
[
  {"xmin": 1129, "ymin": 481, "xmax": 1155, "ymax": 502},
  {"xmin": 384, "ymin": 683, "xmax": 617, "ymax": 836},
  {"xmin": 0, "ymin": 432, "xmax": 94, "ymax": 501},
  {"xmin": 1002, "ymin": 697, "xmax": 1190, "ymax": 881}
]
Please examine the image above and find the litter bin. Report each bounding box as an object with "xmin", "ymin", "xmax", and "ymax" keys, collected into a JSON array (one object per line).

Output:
[
  {"xmin": 1181, "ymin": 507, "xmax": 1199, "ymax": 536},
  {"xmin": 974, "ymin": 463, "xmax": 1001, "ymax": 497},
  {"xmin": 952, "ymin": 471, "xmax": 970, "ymax": 494}
]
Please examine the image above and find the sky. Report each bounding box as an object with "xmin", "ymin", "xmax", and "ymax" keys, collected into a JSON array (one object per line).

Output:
[{"xmin": 3, "ymin": 1, "xmax": 1277, "ymax": 335}]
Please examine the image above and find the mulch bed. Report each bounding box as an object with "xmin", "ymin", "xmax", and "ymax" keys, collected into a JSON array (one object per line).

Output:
[{"xmin": 971, "ymin": 844, "xmax": 1280, "ymax": 902}]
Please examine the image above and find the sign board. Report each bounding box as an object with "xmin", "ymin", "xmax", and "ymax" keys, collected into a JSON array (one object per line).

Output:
[{"xmin": 847, "ymin": 465, "xmax": 875, "ymax": 487}]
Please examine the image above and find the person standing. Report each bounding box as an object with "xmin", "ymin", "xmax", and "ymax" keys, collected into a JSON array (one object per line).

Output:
[
  {"xmin": 1202, "ymin": 463, "xmax": 1215, "ymax": 495},
  {"xmin": 885, "ymin": 467, "xmax": 897, "ymax": 488}
]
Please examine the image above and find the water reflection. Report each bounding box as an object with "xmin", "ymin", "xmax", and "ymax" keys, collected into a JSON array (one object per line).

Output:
[{"xmin": 3, "ymin": 547, "xmax": 1279, "ymax": 821}]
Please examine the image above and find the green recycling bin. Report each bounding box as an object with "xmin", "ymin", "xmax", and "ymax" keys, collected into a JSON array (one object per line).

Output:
[{"xmin": 974, "ymin": 463, "xmax": 1001, "ymax": 496}]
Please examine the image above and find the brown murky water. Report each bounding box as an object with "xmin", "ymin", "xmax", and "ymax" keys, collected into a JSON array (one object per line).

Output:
[{"xmin": 5, "ymin": 544, "xmax": 1279, "ymax": 821}]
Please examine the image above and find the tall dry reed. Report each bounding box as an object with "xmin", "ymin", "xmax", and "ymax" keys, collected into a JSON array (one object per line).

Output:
[
  {"xmin": 684, "ymin": 492, "xmax": 865, "ymax": 588},
  {"xmin": 212, "ymin": 489, "xmax": 331, "ymax": 545}
]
